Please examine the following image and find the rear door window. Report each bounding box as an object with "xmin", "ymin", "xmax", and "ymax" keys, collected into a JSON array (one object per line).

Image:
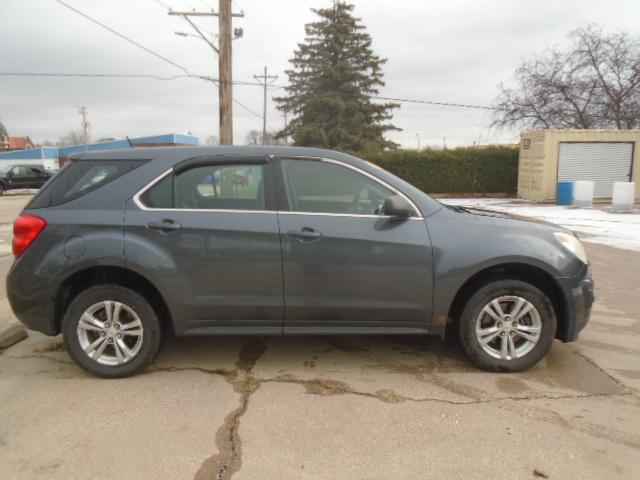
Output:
[
  {"xmin": 139, "ymin": 163, "xmax": 267, "ymax": 211},
  {"xmin": 27, "ymin": 159, "xmax": 147, "ymax": 208},
  {"xmin": 13, "ymin": 166, "xmax": 30, "ymax": 177}
]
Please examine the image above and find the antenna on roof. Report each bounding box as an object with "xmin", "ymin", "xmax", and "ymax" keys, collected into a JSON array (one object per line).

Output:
[{"xmin": 125, "ymin": 136, "xmax": 135, "ymax": 148}]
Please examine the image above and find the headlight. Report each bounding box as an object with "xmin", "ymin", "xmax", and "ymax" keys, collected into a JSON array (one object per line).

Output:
[{"xmin": 554, "ymin": 232, "xmax": 588, "ymax": 264}]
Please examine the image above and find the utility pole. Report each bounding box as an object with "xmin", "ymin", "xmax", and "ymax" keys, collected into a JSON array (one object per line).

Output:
[
  {"xmin": 169, "ymin": 1, "xmax": 244, "ymax": 145},
  {"xmin": 253, "ymin": 66, "xmax": 278, "ymax": 144},
  {"xmin": 78, "ymin": 106, "xmax": 90, "ymax": 148}
]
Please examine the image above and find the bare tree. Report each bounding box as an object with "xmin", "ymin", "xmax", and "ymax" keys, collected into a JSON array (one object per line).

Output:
[
  {"xmin": 493, "ymin": 25, "xmax": 640, "ymax": 130},
  {"xmin": 245, "ymin": 130, "xmax": 261, "ymax": 145},
  {"xmin": 204, "ymin": 135, "xmax": 219, "ymax": 146},
  {"xmin": 244, "ymin": 130, "xmax": 287, "ymax": 145},
  {"xmin": 57, "ymin": 130, "xmax": 85, "ymax": 147}
]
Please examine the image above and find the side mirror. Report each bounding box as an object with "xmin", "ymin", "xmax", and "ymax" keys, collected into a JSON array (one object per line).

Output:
[{"xmin": 382, "ymin": 194, "xmax": 414, "ymax": 218}]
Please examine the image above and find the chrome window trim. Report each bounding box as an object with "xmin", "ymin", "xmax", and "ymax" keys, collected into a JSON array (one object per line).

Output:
[
  {"xmin": 132, "ymin": 157, "xmax": 424, "ymax": 219},
  {"xmin": 277, "ymin": 211, "xmax": 423, "ymax": 220}
]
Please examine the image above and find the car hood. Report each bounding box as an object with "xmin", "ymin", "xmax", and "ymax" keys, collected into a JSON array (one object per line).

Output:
[{"xmin": 458, "ymin": 206, "xmax": 571, "ymax": 233}]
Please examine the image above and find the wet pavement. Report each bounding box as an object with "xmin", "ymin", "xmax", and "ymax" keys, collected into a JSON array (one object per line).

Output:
[{"xmin": 0, "ymin": 196, "xmax": 639, "ymax": 479}]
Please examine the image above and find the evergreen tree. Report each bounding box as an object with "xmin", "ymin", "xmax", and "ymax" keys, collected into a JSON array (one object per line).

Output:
[{"xmin": 275, "ymin": 2, "xmax": 399, "ymax": 151}]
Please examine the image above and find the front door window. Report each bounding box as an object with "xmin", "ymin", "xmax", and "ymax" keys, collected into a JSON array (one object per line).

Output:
[{"xmin": 280, "ymin": 159, "xmax": 393, "ymax": 215}]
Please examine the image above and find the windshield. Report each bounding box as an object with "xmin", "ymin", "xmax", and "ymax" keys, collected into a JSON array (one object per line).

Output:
[{"xmin": 0, "ymin": 165, "xmax": 13, "ymax": 174}]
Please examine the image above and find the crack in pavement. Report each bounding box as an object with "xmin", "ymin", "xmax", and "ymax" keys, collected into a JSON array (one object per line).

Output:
[
  {"xmin": 261, "ymin": 372, "xmax": 634, "ymax": 406},
  {"xmin": 145, "ymin": 364, "xmax": 635, "ymax": 406},
  {"xmin": 193, "ymin": 338, "xmax": 267, "ymax": 480},
  {"xmin": 568, "ymin": 344, "xmax": 640, "ymax": 398},
  {"xmin": 146, "ymin": 365, "xmax": 235, "ymax": 379},
  {"xmin": 150, "ymin": 363, "xmax": 640, "ymax": 453},
  {"xmin": 8, "ymin": 337, "xmax": 640, "ymax": 464}
]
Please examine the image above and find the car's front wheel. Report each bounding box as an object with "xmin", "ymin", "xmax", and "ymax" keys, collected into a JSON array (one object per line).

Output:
[
  {"xmin": 458, "ymin": 279, "xmax": 556, "ymax": 372},
  {"xmin": 63, "ymin": 285, "xmax": 162, "ymax": 377}
]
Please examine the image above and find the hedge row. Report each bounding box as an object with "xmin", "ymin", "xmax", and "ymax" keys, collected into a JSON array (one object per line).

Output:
[{"xmin": 359, "ymin": 146, "xmax": 519, "ymax": 194}]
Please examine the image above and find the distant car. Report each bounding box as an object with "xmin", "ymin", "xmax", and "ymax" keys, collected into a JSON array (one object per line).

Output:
[
  {"xmin": 6, "ymin": 147, "xmax": 594, "ymax": 377},
  {"xmin": 0, "ymin": 164, "xmax": 53, "ymax": 194}
]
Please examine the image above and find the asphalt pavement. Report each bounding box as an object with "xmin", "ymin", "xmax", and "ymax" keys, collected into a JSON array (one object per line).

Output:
[{"xmin": 0, "ymin": 195, "xmax": 639, "ymax": 479}]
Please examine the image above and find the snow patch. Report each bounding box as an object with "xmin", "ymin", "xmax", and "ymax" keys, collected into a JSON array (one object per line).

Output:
[{"xmin": 440, "ymin": 198, "xmax": 640, "ymax": 252}]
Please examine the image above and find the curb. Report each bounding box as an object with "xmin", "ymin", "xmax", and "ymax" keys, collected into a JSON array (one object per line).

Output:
[{"xmin": 0, "ymin": 324, "xmax": 28, "ymax": 350}]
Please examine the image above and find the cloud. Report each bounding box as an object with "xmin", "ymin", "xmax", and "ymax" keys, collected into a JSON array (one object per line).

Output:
[{"xmin": 1, "ymin": 0, "xmax": 639, "ymax": 147}]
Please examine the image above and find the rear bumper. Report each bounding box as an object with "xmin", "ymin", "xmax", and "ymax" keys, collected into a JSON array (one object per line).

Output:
[
  {"xmin": 6, "ymin": 259, "xmax": 58, "ymax": 336},
  {"xmin": 557, "ymin": 264, "xmax": 594, "ymax": 342}
]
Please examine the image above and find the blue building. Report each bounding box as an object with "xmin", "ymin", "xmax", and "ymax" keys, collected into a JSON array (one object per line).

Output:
[{"xmin": 0, "ymin": 133, "xmax": 199, "ymax": 170}]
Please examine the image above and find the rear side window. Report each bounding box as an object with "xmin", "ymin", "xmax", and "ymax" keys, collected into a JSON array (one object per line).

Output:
[
  {"xmin": 139, "ymin": 164, "xmax": 266, "ymax": 211},
  {"xmin": 27, "ymin": 159, "xmax": 147, "ymax": 208},
  {"xmin": 140, "ymin": 175, "xmax": 172, "ymax": 208}
]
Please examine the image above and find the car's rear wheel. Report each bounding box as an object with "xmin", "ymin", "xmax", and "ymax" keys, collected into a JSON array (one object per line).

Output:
[
  {"xmin": 63, "ymin": 285, "xmax": 162, "ymax": 377},
  {"xmin": 458, "ymin": 279, "xmax": 556, "ymax": 372}
]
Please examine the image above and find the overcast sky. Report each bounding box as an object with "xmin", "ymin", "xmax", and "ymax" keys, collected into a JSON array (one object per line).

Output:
[{"xmin": 1, "ymin": 0, "xmax": 639, "ymax": 148}]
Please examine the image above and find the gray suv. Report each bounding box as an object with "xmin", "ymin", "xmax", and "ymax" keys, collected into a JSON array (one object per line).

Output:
[{"xmin": 6, "ymin": 147, "xmax": 594, "ymax": 377}]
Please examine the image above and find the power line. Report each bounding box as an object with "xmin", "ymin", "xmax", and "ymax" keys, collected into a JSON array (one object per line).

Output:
[
  {"xmin": 166, "ymin": 2, "xmax": 245, "ymax": 144},
  {"xmin": 53, "ymin": 0, "xmax": 491, "ymax": 126},
  {"xmin": 1, "ymin": 68, "xmax": 494, "ymax": 112},
  {"xmin": 269, "ymin": 83, "xmax": 496, "ymax": 110},
  {"xmin": 0, "ymin": 71, "xmax": 269, "ymax": 88},
  {"xmin": 53, "ymin": 0, "xmax": 189, "ymax": 75},
  {"xmin": 371, "ymin": 95, "xmax": 495, "ymax": 111},
  {"xmin": 233, "ymin": 0, "xmax": 274, "ymax": 71},
  {"xmin": 52, "ymin": 0, "xmax": 262, "ymax": 121},
  {"xmin": 151, "ymin": 0, "xmax": 171, "ymax": 8},
  {"xmin": 150, "ymin": 0, "xmax": 215, "ymax": 37},
  {"xmin": 0, "ymin": 72, "xmax": 199, "ymax": 80}
]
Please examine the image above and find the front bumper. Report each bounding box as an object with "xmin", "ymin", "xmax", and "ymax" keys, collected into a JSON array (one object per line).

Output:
[{"xmin": 557, "ymin": 264, "xmax": 594, "ymax": 342}]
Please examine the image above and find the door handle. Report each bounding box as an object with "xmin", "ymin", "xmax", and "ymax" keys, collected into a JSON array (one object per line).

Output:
[
  {"xmin": 146, "ymin": 219, "xmax": 182, "ymax": 234},
  {"xmin": 287, "ymin": 227, "xmax": 323, "ymax": 241}
]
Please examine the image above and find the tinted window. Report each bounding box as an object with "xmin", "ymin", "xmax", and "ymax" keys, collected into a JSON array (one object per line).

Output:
[
  {"xmin": 140, "ymin": 174, "xmax": 172, "ymax": 208},
  {"xmin": 27, "ymin": 159, "xmax": 147, "ymax": 208},
  {"xmin": 140, "ymin": 164, "xmax": 266, "ymax": 211},
  {"xmin": 13, "ymin": 166, "xmax": 30, "ymax": 176},
  {"xmin": 280, "ymin": 159, "xmax": 393, "ymax": 215}
]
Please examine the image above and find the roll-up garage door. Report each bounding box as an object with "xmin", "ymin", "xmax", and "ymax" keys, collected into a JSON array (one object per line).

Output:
[{"xmin": 558, "ymin": 142, "xmax": 633, "ymax": 198}]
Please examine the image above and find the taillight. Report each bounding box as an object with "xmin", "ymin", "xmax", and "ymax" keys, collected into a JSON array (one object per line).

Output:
[{"xmin": 13, "ymin": 215, "xmax": 47, "ymax": 258}]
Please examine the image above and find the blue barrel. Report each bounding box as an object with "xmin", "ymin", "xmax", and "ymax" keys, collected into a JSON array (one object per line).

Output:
[{"xmin": 556, "ymin": 182, "xmax": 574, "ymax": 205}]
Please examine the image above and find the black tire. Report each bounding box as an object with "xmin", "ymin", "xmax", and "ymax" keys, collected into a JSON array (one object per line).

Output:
[
  {"xmin": 0, "ymin": 184, "xmax": 5, "ymax": 196},
  {"xmin": 458, "ymin": 279, "xmax": 556, "ymax": 372},
  {"xmin": 62, "ymin": 285, "xmax": 162, "ymax": 378}
]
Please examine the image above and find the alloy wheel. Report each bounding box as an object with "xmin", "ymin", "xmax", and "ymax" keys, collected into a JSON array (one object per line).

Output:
[
  {"xmin": 77, "ymin": 300, "xmax": 144, "ymax": 366},
  {"xmin": 475, "ymin": 295, "xmax": 542, "ymax": 360}
]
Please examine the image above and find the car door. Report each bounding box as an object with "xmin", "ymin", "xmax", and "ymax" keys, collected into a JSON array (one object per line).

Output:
[
  {"xmin": 124, "ymin": 156, "xmax": 284, "ymax": 335},
  {"xmin": 275, "ymin": 157, "xmax": 434, "ymax": 332},
  {"xmin": 8, "ymin": 166, "xmax": 31, "ymax": 189},
  {"xmin": 28, "ymin": 167, "xmax": 48, "ymax": 188}
]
